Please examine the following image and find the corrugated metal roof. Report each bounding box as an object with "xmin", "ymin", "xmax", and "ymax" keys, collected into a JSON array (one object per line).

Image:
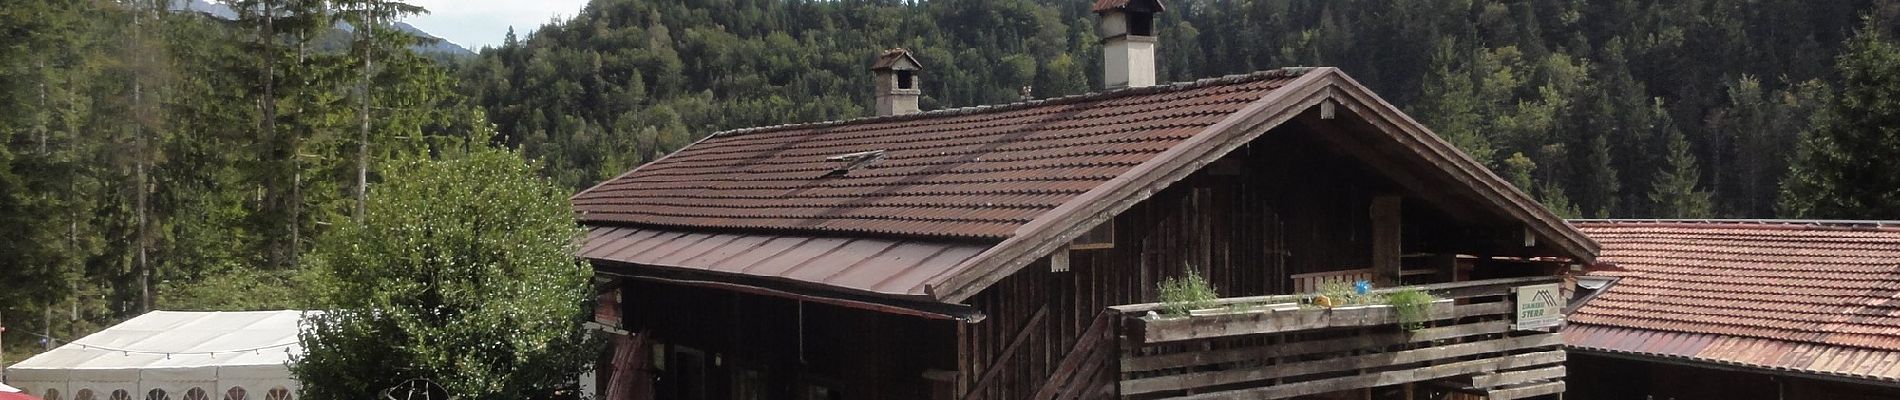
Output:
[
  {"xmin": 580, "ymin": 225, "xmax": 988, "ymax": 298},
  {"xmin": 1567, "ymin": 220, "xmax": 1900, "ymax": 382}
]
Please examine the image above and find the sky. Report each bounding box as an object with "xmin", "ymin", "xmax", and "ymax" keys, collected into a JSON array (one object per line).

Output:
[{"xmin": 402, "ymin": 0, "xmax": 590, "ymax": 50}]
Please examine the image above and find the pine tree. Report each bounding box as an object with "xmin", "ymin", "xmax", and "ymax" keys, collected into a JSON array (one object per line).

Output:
[
  {"xmin": 1649, "ymin": 129, "xmax": 1714, "ymax": 218},
  {"xmin": 1781, "ymin": 18, "xmax": 1900, "ymax": 218}
]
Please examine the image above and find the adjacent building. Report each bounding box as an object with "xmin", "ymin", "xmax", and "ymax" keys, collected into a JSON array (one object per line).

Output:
[{"xmin": 1567, "ymin": 220, "xmax": 1900, "ymax": 400}]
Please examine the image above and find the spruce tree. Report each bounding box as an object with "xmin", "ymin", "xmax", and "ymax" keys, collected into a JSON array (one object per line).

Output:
[{"xmin": 1781, "ymin": 19, "xmax": 1900, "ymax": 218}]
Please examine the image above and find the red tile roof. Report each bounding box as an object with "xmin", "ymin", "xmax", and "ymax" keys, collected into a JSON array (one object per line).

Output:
[
  {"xmin": 1568, "ymin": 220, "xmax": 1900, "ymax": 382},
  {"xmin": 573, "ymin": 69, "xmax": 1304, "ymax": 240}
]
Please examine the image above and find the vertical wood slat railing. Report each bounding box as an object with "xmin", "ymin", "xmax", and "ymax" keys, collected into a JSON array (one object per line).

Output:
[{"xmin": 1106, "ymin": 276, "xmax": 1567, "ymax": 400}]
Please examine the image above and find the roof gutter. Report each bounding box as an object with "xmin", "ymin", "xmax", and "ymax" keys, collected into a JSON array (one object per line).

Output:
[{"xmin": 598, "ymin": 265, "xmax": 985, "ymax": 322}]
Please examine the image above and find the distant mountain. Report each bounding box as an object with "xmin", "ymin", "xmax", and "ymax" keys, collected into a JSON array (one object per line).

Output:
[
  {"xmin": 171, "ymin": 0, "xmax": 236, "ymax": 19},
  {"xmin": 168, "ymin": 0, "xmax": 474, "ymax": 59}
]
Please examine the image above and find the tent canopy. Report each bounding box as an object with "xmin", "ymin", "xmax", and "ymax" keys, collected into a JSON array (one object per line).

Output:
[{"xmin": 4, "ymin": 311, "xmax": 305, "ymax": 400}]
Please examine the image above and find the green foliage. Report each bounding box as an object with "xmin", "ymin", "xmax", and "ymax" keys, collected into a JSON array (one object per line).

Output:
[
  {"xmin": 293, "ymin": 148, "xmax": 595, "ymax": 400},
  {"xmin": 1157, "ymin": 269, "xmax": 1218, "ymax": 316},
  {"xmin": 1781, "ymin": 18, "xmax": 1900, "ymax": 219},
  {"xmin": 1649, "ymin": 128, "xmax": 1715, "ymax": 218},
  {"xmin": 1384, "ymin": 288, "xmax": 1436, "ymax": 331}
]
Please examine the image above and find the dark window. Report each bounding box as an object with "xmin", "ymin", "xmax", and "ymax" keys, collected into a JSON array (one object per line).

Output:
[
  {"xmin": 896, "ymin": 70, "xmax": 915, "ymax": 89},
  {"xmin": 1129, "ymin": 12, "xmax": 1154, "ymax": 36}
]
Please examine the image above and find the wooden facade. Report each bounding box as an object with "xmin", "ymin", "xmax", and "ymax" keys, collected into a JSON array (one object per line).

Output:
[{"xmin": 595, "ymin": 107, "xmax": 1578, "ymax": 400}]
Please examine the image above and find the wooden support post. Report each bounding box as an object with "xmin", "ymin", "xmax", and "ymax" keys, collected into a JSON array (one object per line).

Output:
[
  {"xmin": 1432, "ymin": 253, "xmax": 1458, "ymax": 284},
  {"xmin": 1371, "ymin": 195, "xmax": 1402, "ymax": 286}
]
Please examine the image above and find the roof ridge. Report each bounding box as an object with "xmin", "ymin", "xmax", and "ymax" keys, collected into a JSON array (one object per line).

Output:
[
  {"xmin": 712, "ymin": 67, "xmax": 1316, "ymax": 138},
  {"xmin": 1572, "ymin": 219, "xmax": 1900, "ymax": 231}
]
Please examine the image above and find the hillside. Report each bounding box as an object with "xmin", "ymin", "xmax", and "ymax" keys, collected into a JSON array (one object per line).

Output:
[{"xmin": 463, "ymin": 0, "xmax": 1871, "ymax": 220}]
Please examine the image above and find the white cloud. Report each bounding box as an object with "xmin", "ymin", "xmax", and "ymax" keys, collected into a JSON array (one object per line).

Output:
[{"xmin": 402, "ymin": 0, "xmax": 589, "ymax": 50}]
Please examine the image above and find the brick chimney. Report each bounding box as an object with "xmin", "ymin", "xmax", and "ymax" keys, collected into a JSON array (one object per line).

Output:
[
  {"xmin": 871, "ymin": 48, "xmax": 923, "ymax": 116},
  {"xmin": 1095, "ymin": 0, "xmax": 1164, "ymax": 89}
]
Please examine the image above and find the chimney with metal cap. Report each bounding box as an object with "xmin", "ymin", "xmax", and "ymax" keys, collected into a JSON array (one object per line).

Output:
[
  {"xmin": 1095, "ymin": 0, "xmax": 1164, "ymax": 89},
  {"xmin": 871, "ymin": 48, "xmax": 923, "ymax": 116}
]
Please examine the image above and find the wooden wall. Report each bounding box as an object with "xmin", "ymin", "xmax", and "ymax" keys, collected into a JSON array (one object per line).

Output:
[
  {"xmin": 955, "ymin": 124, "xmax": 1542, "ymax": 399},
  {"xmin": 617, "ymin": 278, "xmax": 957, "ymax": 400}
]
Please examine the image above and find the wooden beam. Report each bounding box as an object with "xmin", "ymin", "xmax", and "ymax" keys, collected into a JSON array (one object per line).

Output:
[
  {"xmin": 1121, "ymin": 321, "xmax": 1511, "ymax": 372},
  {"xmin": 1136, "ymin": 301, "xmax": 1455, "ymax": 343},
  {"xmin": 1486, "ymin": 381, "xmax": 1566, "ymax": 400},
  {"xmin": 1120, "ymin": 333, "xmax": 1564, "ymax": 395},
  {"xmin": 1372, "ymin": 195, "xmax": 1402, "ymax": 286},
  {"xmin": 1167, "ymin": 350, "xmax": 1568, "ymax": 400},
  {"xmin": 1464, "ymin": 365, "xmax": 1567, "ymax": 389},
  {"xmin": 1110, "ymin": 276, "xmax": 1556, "ymax": 315}
]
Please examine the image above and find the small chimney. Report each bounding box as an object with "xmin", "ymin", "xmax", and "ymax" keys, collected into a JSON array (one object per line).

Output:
[
  {"xmin": 871, "ymin": 48, "xmax": 924, "ymax": 116},
  {"xmin": 1095, "ymin": 0, "xmax": 1165, "ymax": 89}
]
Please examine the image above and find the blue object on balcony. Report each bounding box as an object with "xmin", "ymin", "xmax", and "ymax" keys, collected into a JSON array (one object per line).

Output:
[{"xmin": 1354, "ymin": 280, "xmax": 1372, "ymax": 295}]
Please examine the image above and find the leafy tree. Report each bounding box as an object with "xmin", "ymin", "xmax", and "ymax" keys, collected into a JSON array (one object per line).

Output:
[
  {"xmin": 293, "ymin": 148, "xmax": 594, "ymax": 400},
  {"xmin": 1781, "ymin": 18, "xmax": 1900, "ymax": 218}
]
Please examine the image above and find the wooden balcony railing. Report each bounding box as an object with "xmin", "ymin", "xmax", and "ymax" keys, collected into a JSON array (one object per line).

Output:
[{"xmin": 1107, "ymin": 276, "xmax": 1567, "ymax": 400}]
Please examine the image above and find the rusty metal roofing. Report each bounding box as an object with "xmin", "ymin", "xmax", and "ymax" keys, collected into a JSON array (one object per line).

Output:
[
  {"xmin": 1567, "ymin": 220, "xmax": 1900, "ymax": 382},
  {"xmin": 573, "ymin": 69, "xmax": 1305, "ymax": 240},
  {"xmin": 579, "ymin": 225, "xmax": 989, "ymax": 298}
]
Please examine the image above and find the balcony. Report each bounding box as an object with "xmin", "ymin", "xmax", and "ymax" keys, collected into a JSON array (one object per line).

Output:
[{"xmin": 1107, "ymin": 276, "xmax": 1567, "ymax": 400}]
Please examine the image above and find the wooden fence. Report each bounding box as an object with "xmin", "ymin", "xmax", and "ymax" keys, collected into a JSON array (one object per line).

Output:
[{"xmin": 1107, "ymin": 276, "xmax": 1567, "ymax": 400}]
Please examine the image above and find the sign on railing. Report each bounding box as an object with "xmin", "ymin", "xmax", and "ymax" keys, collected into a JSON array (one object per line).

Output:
[{"xmin": 1512, "ymin": 283, "xmax": 1563, "ymax": 330}]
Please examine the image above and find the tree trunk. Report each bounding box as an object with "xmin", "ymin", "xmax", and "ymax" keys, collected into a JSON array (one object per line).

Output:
[{"xmin": 357, "ymin": 13, "xmax": 373, "ymax": 222}]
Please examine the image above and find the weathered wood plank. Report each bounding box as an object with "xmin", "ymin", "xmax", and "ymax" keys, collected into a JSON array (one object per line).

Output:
[
  {"xmin": 962, "ymin": 305, "xmax": 1048, "ymax": 400},
  {"xmin": 1371, "ymin": 195, "xmax": 1402, "ymax": 286},
  {"xmin": 1485, "ymin": 381, "xmax": 1566, "ymax": 400},
  {"xmin": 1121, "ymin": 321, "xmax": 1512, "ymax": 372},
  {"xmin": 1167, "ymin": 350, "xmax": 1568, "ymax": 400},
  {"xmin": 1453, "ymin": 301, "xmax": 1513, "ymax": 318},
  {"xmin": 1109, "ymin": 276, "xmax": 1555, "ymax": 314},
  {"xmin": 1033, "ymin": 313, "xmax": 1114, "ymax": 400},
  {"xmin": 1137, "ymin": 301, "xmax": 1453, "ymax": 343},
  {"xmin": 1120, "ymin": 333, "xmax": 1563, "ymax": 395},
  {"xmin": 1465, "ymin": 365, "xmax": 1566, "ymax": 389}
]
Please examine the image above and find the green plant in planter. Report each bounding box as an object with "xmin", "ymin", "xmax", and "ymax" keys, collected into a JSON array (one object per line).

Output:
[
  {"xmin": 1386, "ymin": 288, "xmax": 1437, "ymax": 331},
  {"xmin": 1158, "ymin": 269, "xmax": 1219, "ymax": 316},
  {"xmin": 1314, "ymin": 281, "xmax": 1382, "ymax": 307}
]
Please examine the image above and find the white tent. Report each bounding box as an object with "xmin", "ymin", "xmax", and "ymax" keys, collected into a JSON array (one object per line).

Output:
[{"xmin": 4, "ymin": 311, "xmax": 305, "ymax": 400}]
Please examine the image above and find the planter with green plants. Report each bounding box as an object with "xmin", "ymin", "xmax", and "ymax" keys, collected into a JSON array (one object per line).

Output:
[{"xmin": 1156, "ymin": 269, "xmax": 1222, "ymax": 318}]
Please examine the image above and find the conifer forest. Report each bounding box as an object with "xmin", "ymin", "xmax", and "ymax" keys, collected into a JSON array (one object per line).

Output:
[{"xmin": 5, "ymin": 0, "xmax": 1900, "ymax": 360}]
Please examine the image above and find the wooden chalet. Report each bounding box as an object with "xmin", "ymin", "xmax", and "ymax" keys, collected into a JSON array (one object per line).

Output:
[{"xmin": 573, "ymin": 1, "xmax": 1598, "ymax": 399}]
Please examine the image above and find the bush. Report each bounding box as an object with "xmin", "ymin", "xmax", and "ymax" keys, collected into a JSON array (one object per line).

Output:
[
  {"xmin": 292, "ymin": 148, "xmax": 596, "ymax": 400},
  {"xmin": 1158, "ymin": 269, "xmax": 1219, "ymax": 316}
]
